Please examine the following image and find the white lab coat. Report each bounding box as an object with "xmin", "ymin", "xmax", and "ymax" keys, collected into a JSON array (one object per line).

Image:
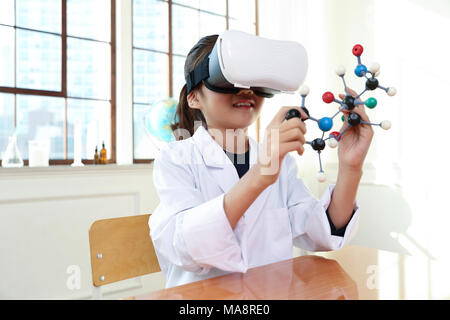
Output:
[{"xmin": 149, "ymin": 125, "xmax": 359, "ymax": 288}]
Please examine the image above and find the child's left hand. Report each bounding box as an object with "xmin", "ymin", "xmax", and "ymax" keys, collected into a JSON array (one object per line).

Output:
[{"xmin": 336, "ymin": 88, "xmax": 374, "ymax": 172}]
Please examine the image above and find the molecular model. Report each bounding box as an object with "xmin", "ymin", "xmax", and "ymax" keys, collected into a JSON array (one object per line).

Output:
[{"xmin": 285, "ymin": 44, "xmax": 397, "ymax": 182}]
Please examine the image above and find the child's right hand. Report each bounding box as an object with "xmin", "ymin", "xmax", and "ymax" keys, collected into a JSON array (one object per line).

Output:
[{"xmin": 255, "ymin": 106, "xmax": 308, "ymax": 187}]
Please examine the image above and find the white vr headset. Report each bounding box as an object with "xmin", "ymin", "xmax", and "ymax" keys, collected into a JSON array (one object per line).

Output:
[{"xmin": 186, "ymin": 30, "xmax": 308, "ymax": 98}]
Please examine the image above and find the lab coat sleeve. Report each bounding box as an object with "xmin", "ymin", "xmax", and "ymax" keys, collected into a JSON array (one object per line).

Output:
[
  {"xmin": 284, "ymin": 154, "xmax": 360, "ymax": 251},
  {"xmin": 149, "ymin": 145, "xmax": 247, "ymax": 276}
]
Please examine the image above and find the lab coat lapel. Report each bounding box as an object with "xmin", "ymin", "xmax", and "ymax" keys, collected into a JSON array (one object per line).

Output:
[
  {"xmin": 192, "ymin": 126, "xmax": 239, "ymax": 194},
  {"xmin": 192, "ymin": 126, "xmax": 273, "ymax": 221}
]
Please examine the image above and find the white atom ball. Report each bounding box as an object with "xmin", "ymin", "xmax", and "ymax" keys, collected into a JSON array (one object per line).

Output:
[
  {"xmin": 317, "ymin": 172, "xmax": 326, "ymax": 183},
  {"xmin": 335, "ymin": 65, "xmax": 346, "ymax": 76},
  {"xmin": 381, "ymin": 120, "xmax": 391, "ymax": 130},
  {"xmin": 299, "ymin": 85, "xmax": 310, "ymax": 96},
  {"xmin": 387, "ymin": 87, "xmax": 397, "ymax": 96},
  {"xmin": 369, "ymin": 62, "xmax": 380, "ymax": 74},
  {"xmin": 327, "ymin": 138, "xmax": 338, "ymax": 148},
  {"xmin": 375, "ymin": 70, "xmax": 381, "ymax": 77}
]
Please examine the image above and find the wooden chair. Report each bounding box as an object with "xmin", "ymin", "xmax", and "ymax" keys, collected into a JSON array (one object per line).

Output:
[{"xmin": 88, "ymin": 214, "xmax": 161, "ymax": 299}]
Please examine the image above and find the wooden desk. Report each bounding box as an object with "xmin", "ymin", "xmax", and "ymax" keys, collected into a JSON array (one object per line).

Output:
[{"xmin": 130, "ymin": 245, "xmax": 450, "ymax": 300}]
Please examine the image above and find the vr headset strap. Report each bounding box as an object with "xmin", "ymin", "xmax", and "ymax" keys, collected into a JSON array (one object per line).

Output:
[{"xmin": 186, "ymin": 55, "xmax": 210, "ymax": 94}]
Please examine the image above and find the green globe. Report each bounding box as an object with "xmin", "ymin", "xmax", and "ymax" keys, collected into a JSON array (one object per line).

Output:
[{"xmin": 144, "ymin": 98, "xmax": 178, "ymax": 143}]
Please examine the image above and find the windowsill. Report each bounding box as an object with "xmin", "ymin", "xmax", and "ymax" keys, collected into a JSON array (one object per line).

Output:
[{"xmin": 0, "ymin": 162, "xmax": 154, "ymax": 177}]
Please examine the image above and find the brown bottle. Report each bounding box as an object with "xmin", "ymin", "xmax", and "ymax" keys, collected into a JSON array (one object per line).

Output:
[
  {"xmin": 100, "ymin": 142, "xmax": 107, "ymax": 164},
  {"xmin": 94, "ymin": 146, "xmax": 99, "ymax": 165}
]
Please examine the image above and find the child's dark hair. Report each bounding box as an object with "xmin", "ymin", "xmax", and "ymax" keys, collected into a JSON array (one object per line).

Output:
[{"xmin": 170, "ymin": 34, "xmax": 218, "ymax": 140}]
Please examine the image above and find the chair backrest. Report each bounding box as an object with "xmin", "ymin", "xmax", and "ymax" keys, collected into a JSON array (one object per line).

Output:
[{"xmin": 89, "ymin": 214, "xmax": 161, "ymax": 287}]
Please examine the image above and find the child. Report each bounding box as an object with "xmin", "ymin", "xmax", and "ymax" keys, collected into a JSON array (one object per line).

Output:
[{"xmin": 149, "ymin": 34, "xmax": 373, "ymax": 288}]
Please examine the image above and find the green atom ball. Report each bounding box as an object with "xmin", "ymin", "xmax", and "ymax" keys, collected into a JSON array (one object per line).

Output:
[
  {"xmin": 365, "ymin": 97, "xmax": 377, "ymax": 109},
  {"xmin": 341, "ymin": 114, "xmax": 345, "ymax": 122}
]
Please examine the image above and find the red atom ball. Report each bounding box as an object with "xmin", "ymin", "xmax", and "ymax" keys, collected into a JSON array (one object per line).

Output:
[
  {"xmin": 322, "ymin": 91, "xmax": 335, "ymax": 104},
  {"xmin": 352, "ymin": 44, "xmax": 363, "ymax": 57},
  {"xmin": 330, "ymin": 131, "xmax": 342, "ymax": 141}
]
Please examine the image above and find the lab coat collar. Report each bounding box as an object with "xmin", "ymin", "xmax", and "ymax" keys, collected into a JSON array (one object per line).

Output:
[
  {"xmin": 192, "ymin": 125, "xmax": 259, "ymax": 169},
  {"xmin": 192, "ymin": 125, "xmax": 260, "ymax": 194}
]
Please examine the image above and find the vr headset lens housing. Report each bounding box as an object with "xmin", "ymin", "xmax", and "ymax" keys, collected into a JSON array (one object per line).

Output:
[
  {"xmin": 186, "ymin": 30, "xmax": 308, "ymax": 98},
  {"xmin": 203, "ymin": 77, "xmax": 274, "ymax": 98}
]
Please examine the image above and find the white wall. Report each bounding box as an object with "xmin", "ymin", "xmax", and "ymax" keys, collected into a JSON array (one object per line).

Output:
[{"xmin": 0, "ymin": 164, "xmax": 166, "ymax": 299}]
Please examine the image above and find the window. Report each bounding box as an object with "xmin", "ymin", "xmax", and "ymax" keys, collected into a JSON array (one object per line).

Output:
[
  {"xmin": 132, "ymin": 0, "xmax": 258, "ymax": 162},
  {"xmin": 0, "ymin": 0, "xmax": 116, "ymax": 165}
]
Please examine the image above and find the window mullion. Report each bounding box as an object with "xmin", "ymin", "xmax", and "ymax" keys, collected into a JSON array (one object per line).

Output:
[
  {"xmin": 62, "ymin": 0, "xmax": 67, "ymax": 159},
  {"xmin": 111, "ymin": 0, "xmax": 116, "ymax": 163},
  {"xmin": 14, "ymin": 0, "xmax": 17, "ymax": 130},
  {"xmin": 62, "ymin": 0, "xmax": 67, "ymax": 96},
  {"xmin": 255, "ymin": 0, "xmax": 259, "ymax": 36},
  {"xmin": 168, "ymin": 0, "xmax": 173, "ymax": 98},
  {"xmin": 255, "ymin": 0, "xmax": 260, "ymax": 142},
  {"xmin": 226, "ymin": 0, "xmax": 229, "ymax": 30},
  {"xmin": 14, "ymin": 0, "xmax": 17, "ymax": 89}
]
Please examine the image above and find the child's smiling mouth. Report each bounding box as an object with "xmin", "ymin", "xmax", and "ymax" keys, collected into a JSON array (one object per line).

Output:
[{"xmin": 232, "ymin": 99, "xmax": 255, "ymax": 109}]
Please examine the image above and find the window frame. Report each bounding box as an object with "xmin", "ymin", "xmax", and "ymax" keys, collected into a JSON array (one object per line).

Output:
[
  {"xmin": 0, "ymin": 0, "xmax": 117, "ymax": 166},
  {"xmin": 132, "ymin": 0, "xmax": 260, "ymax": 163}
]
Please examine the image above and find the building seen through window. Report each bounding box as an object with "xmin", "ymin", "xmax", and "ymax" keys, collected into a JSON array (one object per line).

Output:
[{"xmin": 0, "ymin": 0, "xmax": 114, "ymax": 165}]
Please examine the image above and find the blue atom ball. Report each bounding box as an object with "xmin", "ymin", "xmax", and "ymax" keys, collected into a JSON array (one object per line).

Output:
[
  {"xmin": 318, "ymin": 117, "xmax": 333, "ymax": 132},
  {"xmin": 354, "ymin": 64, "xmax": 367, "ymax": 77}
]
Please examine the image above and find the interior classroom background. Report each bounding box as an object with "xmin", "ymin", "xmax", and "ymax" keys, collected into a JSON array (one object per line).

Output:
[{"xmin": 0, "ymin": 0, "xmax": 449, "ymax": 299}]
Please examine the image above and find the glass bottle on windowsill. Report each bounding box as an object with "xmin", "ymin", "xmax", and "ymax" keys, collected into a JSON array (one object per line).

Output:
[
  {"xmin": 94, "ymin": 146, "xmax": 99, "ymax": 165},
  {"xmin": 100, "ymin": 142, "xmax": 107, "ymax": 165}
]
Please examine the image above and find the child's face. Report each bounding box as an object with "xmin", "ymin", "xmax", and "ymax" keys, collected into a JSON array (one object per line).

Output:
[{"xmin": 190, "ymin": 84, "xmax": 265, "ymax": 131}]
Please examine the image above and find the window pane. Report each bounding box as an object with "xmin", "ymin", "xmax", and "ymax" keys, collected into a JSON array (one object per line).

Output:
[
  {"xmin": 134, "ymin": 103, "xmax": 160, "ymax": 159},
  {"xmin": 199, "ymin": 12, "xmax": 226, "ymax": 38},
  {"xmin": 0, "ymin": 0, "xmax": 15, "ymax": 26},
  {"xmin": 172, "ymin": 55, "xmax": 186, "ymax": 100},
  {"xmin": 68, "ymin": 38, "xmax": 111, "ymax": 100},
  {"xmin": 16, "ymin": 95, "xmax": 65, "ymax": 160},
  {"xmin": 173, "ymin": 0, "xmax": 199, "ymax": 9},
  {"xmin": 229, "ymin": 19, "xmax": 256, "ymax": 34},
  {"xmin": 133, "ymin": 0, "xmax": 168, "ymax": 52},
  {"xmin": 199, "ymin": 0, "xmax": 226, "ymax": 15},
  {"xmin": 67, "ymin": 99, "xmax": 111, "ymax": 160},
  {"xmin": 228, "ymin": 0, "xmax": 255, "ymax": 22},
  {"xmin": 0, "ymin": 26, "xmax": 15, "ymax": 87},
  {"xmin": 67, "ymin": 0, "xmax": 111, "ymax": 42},
  {"xmin": 16, "ymin": 29, "xmax": 61, "ymax": 91},
  {"xmin": 16, "ymin": 0, "xmax": 61, "ymax": 34},
  {"xmin": 0, "ymin": 93, "xmax": 15, "ymax": 160},
  {"xmin": 133, "ymin": 49, "xmax": 169, "ymax": 104},
  {"xmin": 172, "ymin": 5, "xmax": 199, "ymax": 55}
]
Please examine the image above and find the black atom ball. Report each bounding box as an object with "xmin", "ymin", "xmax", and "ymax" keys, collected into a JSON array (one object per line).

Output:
[
  {"xmin": 301, "ymin": 107, "xmax": 310, "ymax": 120},
  {"xmin": 348, "ymin": 112, "xmax": 361, "ymax": 126},
  {"xmin": 311, "ymin": 138, "xmax": 326, "ymax": 151},
  {"xmin": 285, "ymin": 109, "xmax": 301, "ymax": 120},
  {"xmin": 343, "ymin": 95, "xmax": 356, "ymax": 110},
  {"xmin": 366, "ymin": 77, "xmax": 379, "ymax": 90}
]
